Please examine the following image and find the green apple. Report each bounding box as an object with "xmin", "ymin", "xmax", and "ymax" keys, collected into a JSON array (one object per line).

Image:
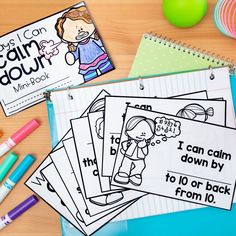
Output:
[{"xmin": 163, "ymin": 0, "xmax": 208, "ymax": 28}]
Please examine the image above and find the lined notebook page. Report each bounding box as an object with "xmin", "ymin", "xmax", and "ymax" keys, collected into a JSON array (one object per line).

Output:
[{"xmin": 49, "ymin": 67, "xmax": 235, "ymax": 221}]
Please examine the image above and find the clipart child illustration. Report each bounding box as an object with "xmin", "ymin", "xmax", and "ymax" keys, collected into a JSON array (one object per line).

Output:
[
  {"xmin": 39, "ymin": 6, "xmax": 113, "ymax": 82},
  {"xmin": 114, "ymin": 116, "xmax": 156, "ymax": 186},
  {"xmin": 85, "ymin": 97, "xmax": 124, "ymax": 207},
  {"xmin": 176, "ymin": 103, "xmax": 214, "ymax": 122},
  {"xmin": 55, "ymin": 6, "xmax": 113, "ymax": 82}
]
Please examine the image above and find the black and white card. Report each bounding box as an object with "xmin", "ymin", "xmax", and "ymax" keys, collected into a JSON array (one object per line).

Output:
[
  {"xmin": 111, "ymin": 106, "xmax": 236, "ymax": 210},
  {"xmin": 103, "ymin": 96, "xmax": 227, "ymax": 177}
]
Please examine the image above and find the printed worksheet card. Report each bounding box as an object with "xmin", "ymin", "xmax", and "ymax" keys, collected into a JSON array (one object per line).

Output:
[
  {"xmin": 50, "ymin": 143, "xmax": 136, "ymax": 225},
  {"xmin": 25, "ymin": 131, "xmax": 86, "ymax": 234},
  {"xmin": 88, "ymin": 111, "xmax": 120, "ymax": 192},
  {"xmin": 42, "ymin": 162, "xmax": 137, "ymax": 236},
  {"xmin": 103, "ymin": 96, "xmax": 227, "ymax": 177},
  {"xmin": 70, "ymin": 117, "xmax": 145, "ymax": 214},
  {"xmin": 72, "ymin": 116, "xmax": 111, "ymax": 198},
  {"xmin": 63, "ymin": 138, "xmax": 123, "ymax": 224},
  {"xmin": 49, "ymin": 147, "xmax": 90, "ymax": 223},
  {"xmin": 41, "ymin": 162, "xmax": 84, "ymax": 224},
  {"xmin": 26, "ymin": 130, "xmax": 139, "ymax": 235},
  {"xmin": 0, "ymin": 2, "xmax": 114, "ymax": 116},
  {"xmin": 63, "ymin": 136, "xmax": 143, "ymax": 218},
  {"xmin": 111, "ymin": 107, "xmax": 236, "ymax": 210}
]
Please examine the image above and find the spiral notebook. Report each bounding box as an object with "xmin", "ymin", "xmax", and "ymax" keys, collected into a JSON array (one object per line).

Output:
[
  {"xmin": 129, "ymin": 33, "xmax": 236, "ymax": 122},
  {"xmin": 129, "ymin": 33, "xmax": 235, "ymax": 77},
  {"xmin": 126, "ymin": 34, "xmax": 236, "ymax": 236},
  {"xmin": 42, "ymin": 34, "xmax": 236, "ymax": 235}
]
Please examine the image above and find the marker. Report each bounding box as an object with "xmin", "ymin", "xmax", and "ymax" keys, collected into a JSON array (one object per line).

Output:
[
  {"xmin": 0, "ymin": 152, "xmax": 18, "ymax": 182},
  {"xmin": 0, "ymin": 195, "xmax": 38, "ymax": 230},
  {"xmin": 0, "ymin": 119, "xmax": 40, "ymax": 158},
  {"xmin": 0, "ymin": 154, "xmax": 35, "ymax": 204}
]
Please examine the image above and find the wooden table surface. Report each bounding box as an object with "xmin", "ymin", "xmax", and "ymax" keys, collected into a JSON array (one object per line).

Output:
[{"xmin": 0, "ymin": 0, "xmax": 236, "ymax": 235}]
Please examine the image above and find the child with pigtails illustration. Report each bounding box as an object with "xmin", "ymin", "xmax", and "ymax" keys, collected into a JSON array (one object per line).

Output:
[
  {"xmin": 39, "ymin": 5, "xmax": 113, "ymax": 83},
  {"xmin": 114, "ymin": 116, "xmax": 156, "ymax": 186},
  {"xmin": 55, "ymin": 6, "xmax": 113, "ymax": 82}
]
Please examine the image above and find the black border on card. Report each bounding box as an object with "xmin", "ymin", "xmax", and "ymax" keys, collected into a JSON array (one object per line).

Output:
[
  {"xmin": 87, "ymin": 112, "xmax": 110, "ymax": 193},
  {"xmin": 172, "ymin": 90, "xmax": 208, "ymax": 99},
  {"xmin": 81, "ymin": 89, "xmax": 110, "ymax": 117},
  {"xmin": 102, "ymin": 95, "xmax": 228, "ymax": 178},
  {"xmin": 70, "ymin": 116, "xmax": 101, "ymax": 200},
  {"xmin": 111, "ymin": 106, "xmax": 236, "ymax": 211},
  {"xmin": 106, "ymin": 95, "xmax": 228, "ymax": 127},
  {"xmin": 70, "ymin": 116, "xmax": 138, "ymax": 217},
  {"xmin": 62, "ymin": 138, "xmax": 95, "ymax": 226},
  {"xmin": 87, "ymin": 112, "xmax": 124, "ymax": 193},
  {"xmin": 62, "ymin": 138, "xmax": 106, "ymax": 226},
  {"xmin": 57, "ymin": 142, "xmax": 131, "ymax": 226},
  {"xmin": 46, "ymin": 147, "xmax": 87, "ymax": 224},
  {"xmin": 24, "ymin": 129, "xmax": 140, "ymax": 236},
  {"xmin": 40, "ymin": 161, "xmax": 85, "ymax": 226},
  {"xmin": 0, "ymin": 2, "xmax": 115, "ymax": 117},
  {"xmin": 41, "ymin": 161, "xmax": 138, "ymax": 236}
]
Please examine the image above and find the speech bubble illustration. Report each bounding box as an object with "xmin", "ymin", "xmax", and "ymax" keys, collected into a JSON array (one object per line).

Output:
[{"xmin": 155, "ymin": 116, "xmax": 181, "ymax": 139}]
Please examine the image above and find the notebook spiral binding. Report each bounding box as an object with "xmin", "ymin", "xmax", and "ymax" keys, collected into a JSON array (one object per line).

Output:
[
  {"xmin": 144, "ymin": 33, "xmax": 235, "ymax": 71},
  {"xmin": 44, "ymin": 33, "xmax": 235, "ymax": 100}
]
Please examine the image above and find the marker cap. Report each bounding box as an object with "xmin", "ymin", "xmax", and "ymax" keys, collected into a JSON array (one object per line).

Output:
[
  {"xmin": 0, "ymin": 153, "xmax": 18, "ymax": 182},
  {"xmin": 8, "ymin": 195, "xmax": 38, "ymax": 220},
  {"xmin": 12, "ymin": 120, "xmax": 40, "ymax": 144},
  {"xmin": 9, "ymin": 155, "xmax": 35, "ymax": 183}
]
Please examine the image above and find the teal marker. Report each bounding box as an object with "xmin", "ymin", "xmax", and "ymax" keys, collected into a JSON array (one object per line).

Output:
[
  {"xmin": 0, "ymin": 153, "xmax": 18, "ymax": 182},
  {"xmin": 0, "ymin": 155, "xmax": 35, "ymax": 204}
]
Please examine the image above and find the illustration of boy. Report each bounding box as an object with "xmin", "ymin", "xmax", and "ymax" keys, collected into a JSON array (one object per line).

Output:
[{"xmin": 114, "ymin": 116, "xmax": 156, "ymax": 186}]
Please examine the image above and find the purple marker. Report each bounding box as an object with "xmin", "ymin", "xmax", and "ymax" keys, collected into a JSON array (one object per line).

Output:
[{"xmin": 0, "ymin": 195, "xmax": 38, "ymax": 230}]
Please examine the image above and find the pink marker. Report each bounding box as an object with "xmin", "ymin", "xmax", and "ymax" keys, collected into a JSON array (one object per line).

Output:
[{"xmin": 0, "ymin": 120, "xmax": 40, "ymax": 157}]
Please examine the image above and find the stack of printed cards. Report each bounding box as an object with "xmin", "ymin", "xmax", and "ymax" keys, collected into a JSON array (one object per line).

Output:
[{"xmin": 26, "ymin": 89, "xmax": 236, "ymax": 235}]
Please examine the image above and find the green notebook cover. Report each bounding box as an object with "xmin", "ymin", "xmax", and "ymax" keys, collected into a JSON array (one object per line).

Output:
[
  {"xmin": 129, "ymin": 34, "xmax": 230, "ymax": 77},
  {"xmin": 129, "ymin": 33, "xmax": 236, "ymax": 121}
]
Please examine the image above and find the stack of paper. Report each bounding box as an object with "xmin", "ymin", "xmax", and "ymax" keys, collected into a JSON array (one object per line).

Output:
[{"xmin": 25, "ymin": 81, "xmax": 236, "ymax": 235}]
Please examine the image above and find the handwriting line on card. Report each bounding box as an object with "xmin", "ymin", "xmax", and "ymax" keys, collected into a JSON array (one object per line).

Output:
[
  {"xmin": 111, "ymin": 106, "xmax": 236, "ymax": 211},
  {"xmin": 103, "ymin": 95, "xmax": 227, "ymax": 178},
  {"xmin": 0, "ymin": 2, "xmax": 114, "ymax": 116},
  {"xmin": 45, "ymin": 67, "xmax": 236, "ymax": 221},
  {"xmin": 167, "ymin": 170, "xmax": 232, "ymax": 186}
]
